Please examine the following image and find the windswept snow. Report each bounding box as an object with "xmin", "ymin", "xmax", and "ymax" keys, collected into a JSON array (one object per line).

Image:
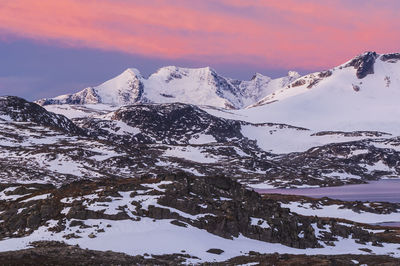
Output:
[{"xmin": 0, "ymin": 218, "xmax": 398, "ymax": 263}]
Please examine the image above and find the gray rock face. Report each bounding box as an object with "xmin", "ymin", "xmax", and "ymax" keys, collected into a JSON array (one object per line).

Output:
[
  {"xmin": 380, "ymin": 53, "xmax": 400, "ymax": 63},
  {"xmin": 346, "ymin": 51, "xmax": 378, "ymax": 79}
]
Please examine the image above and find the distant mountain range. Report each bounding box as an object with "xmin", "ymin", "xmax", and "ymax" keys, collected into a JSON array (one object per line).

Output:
[
  {"xmin": 35, "ymin": 66, "xmax": 300, "ymax": 109},
  {"xmin": 36, "ymin": 52, "xmax": 400, "ymax": 133}
]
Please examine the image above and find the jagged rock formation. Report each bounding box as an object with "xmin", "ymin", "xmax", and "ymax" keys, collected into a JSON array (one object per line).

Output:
[{"xmin": 345, "ymin": 51, "xmax": 378, "ymax": 79}]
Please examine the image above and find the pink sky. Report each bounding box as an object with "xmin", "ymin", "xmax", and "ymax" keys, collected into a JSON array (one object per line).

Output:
[{"xmin": 0, "ymin": 0, "xmax": 399, "ymax": 69}]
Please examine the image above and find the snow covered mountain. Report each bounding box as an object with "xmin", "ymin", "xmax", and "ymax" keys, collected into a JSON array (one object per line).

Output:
[
  {"xmin": 227, "ymin": 52, "xmax": 400, "ymax": 134},
  {"xmin": 35, "ymin": 67, "xmax": 299, "ymax": 109},
  {"xmin": 36, "ymin": 51, "xmax": 400, "ymax": 134},
  {"xmin": 35, "ymin": 68, "xmax": 145, "ymax": 107}
]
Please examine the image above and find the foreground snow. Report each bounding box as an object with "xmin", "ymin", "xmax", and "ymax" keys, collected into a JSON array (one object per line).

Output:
[
  {"xmin": 0, "ymin": 179, "xmax": 399, "ymax": 263},
  {"xmin": 0, "ymin": 218, "xmax": 399, "ymax": 263}
]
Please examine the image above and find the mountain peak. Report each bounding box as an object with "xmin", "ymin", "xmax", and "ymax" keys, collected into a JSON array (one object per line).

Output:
[
  {"xmin": 288, "ymin": 71, "xmax": 300, "ymax": 78},
  {"xmin": 36, "ymin": 65, "xmax": 301, "ymax": 109},
  {"xmin": 122, "ymin": 68, "xmax": 142, "ymax": 77},
  {"xmin": 154, "ymin": 66, "xmax": 216, "ymax": 75},
  {"xmin": 250, "ymin": 73, "xmax": 269, "ymax": 80}
]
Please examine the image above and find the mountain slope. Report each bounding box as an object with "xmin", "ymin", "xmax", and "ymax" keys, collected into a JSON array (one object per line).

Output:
[
  {"xmin": 0, "ymin": 96, "xmax": 85, "ymax": 135},
  {"xmin": 36, "ymin": 67, "xmax": 299, "ymax": 109},
  {"xmin": 207, "ymin": 52, "xmax": 400, "ymax": 134}
]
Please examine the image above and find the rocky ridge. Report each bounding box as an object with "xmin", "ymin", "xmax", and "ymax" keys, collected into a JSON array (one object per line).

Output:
[{"xmin": 0, "ymin": 96, "xmax": 85, "ymax": 135}]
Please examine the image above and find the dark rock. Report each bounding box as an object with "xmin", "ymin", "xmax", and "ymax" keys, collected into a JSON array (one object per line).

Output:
[
  {"xmin": 170, "ymin": 220, "xmax": 188, "ymax": 228},
  {"xmin": 318, "ymin": 70, "xmax": 332, "ymax": 78},
  {"xmin": 380, "ymin": 53, "xmax": 400, "ymax": 63},
  {"xmin": 291, "ymin": 79, "xmax": 306, "ymax": 87},
  {"xmin": 346, "ymin": 52, "xmax": 377, "ymax": 79},
  {"xmin": 206, "ymin": 248, "xmax": 224, "ymax": 255},
  {"xmin": 26, "ymin": 214, "xmax": 41, "ymax": 228},
  {"xmin": 352, "ymin": 84, "xmax": 360, "ymax": 92},
  {"xmin": 63, "ymin": 233, "xmax": 81, "ymax": 239},
  {"xmin": 359, "ymin": 248, "xmax": 372, "ymax": 253},
  {"xmin": 69, "ymin": 220, "xmax": 85, "ymax": 227}
]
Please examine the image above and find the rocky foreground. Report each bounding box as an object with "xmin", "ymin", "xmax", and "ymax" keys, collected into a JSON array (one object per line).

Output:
[
  {"xmin": 0, "ymin": 173, "xmax": 399, "ymax": 263},
  {"xmin": 0, "ymin": 241, "xmax": 399, "ymax": 266}
]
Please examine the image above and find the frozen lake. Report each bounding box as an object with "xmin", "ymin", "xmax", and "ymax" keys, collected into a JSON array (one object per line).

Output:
[{"xmin": 256, "ymin": 179, "xmax": 400, "ymax": 203}]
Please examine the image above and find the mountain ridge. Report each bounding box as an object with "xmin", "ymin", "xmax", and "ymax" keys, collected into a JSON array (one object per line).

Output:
[
  {"xmin": 200, "ymin": 51, "xmax": 400, "ymax": 135},
  {"xmin": 35, "ymin": 66, "xmax": 300, "ymax": 109},
  {"xmin": 35, "ymin": 51, "xmax": 400, "ymax": 114}
]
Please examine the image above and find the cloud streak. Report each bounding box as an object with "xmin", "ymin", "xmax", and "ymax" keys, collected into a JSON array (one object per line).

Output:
[{"xmin": 0, "ymin": 0, "xmax": 398, "ymax": 69}]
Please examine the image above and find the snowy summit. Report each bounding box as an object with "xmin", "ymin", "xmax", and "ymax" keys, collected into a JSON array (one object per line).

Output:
[{"xmin": 36, "ymin": 66, "xmax": 299, "ymax": 109}]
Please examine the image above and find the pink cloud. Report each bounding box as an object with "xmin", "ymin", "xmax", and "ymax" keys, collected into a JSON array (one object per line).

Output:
[{"xmin": 0, "ymin": 0, "xmax": 398, "ymax": 69}]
